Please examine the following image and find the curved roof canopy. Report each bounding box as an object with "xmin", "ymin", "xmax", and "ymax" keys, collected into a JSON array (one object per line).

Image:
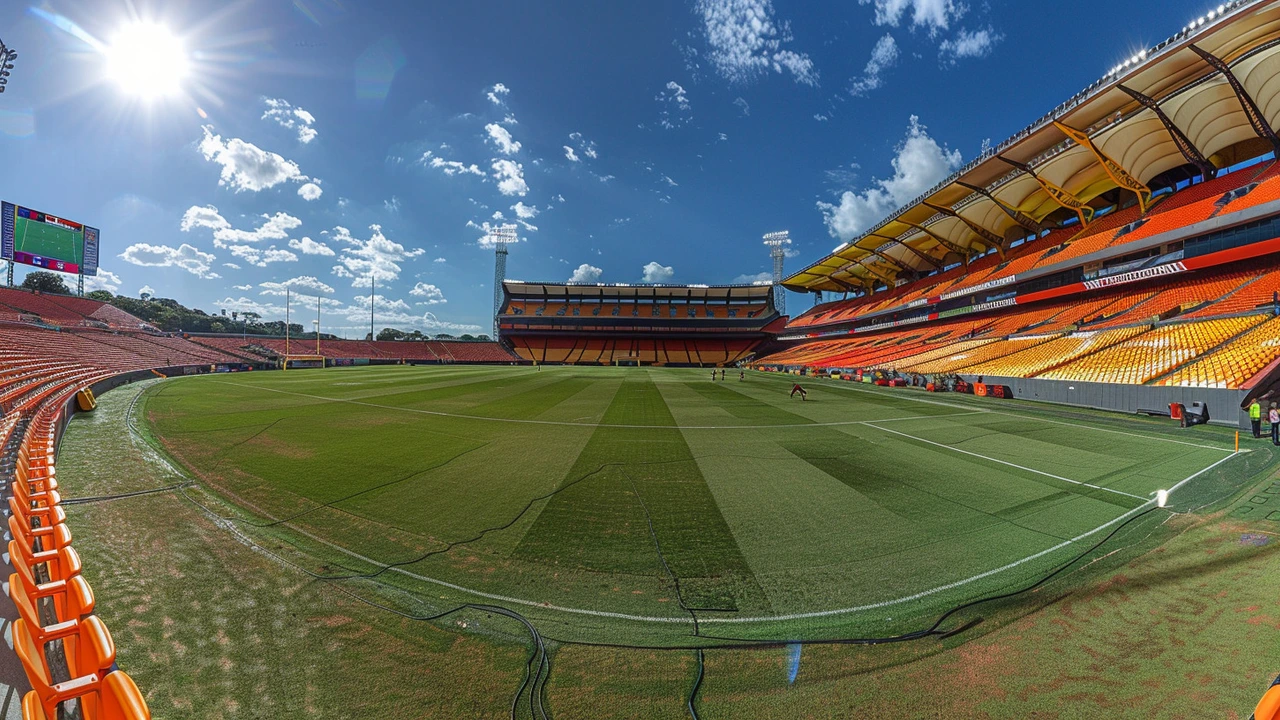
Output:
[{"xmin": 787, "ymin": 0, "xmax": 1280, "ymax": 293}]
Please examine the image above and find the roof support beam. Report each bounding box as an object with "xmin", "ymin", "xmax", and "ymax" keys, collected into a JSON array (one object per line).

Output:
[
  {"xmin": 901, "ymin": 221, "xmax": 973, "ymax": 262},
  {"xmin": 1189, "ymin": 44, "xmax": 1280, "ymax": 156},
  {"xmin": 824, "ymin": 275, "xmax": 862, "ymax": 293},
  {"xmin": 924, "ymin": 202, "xmax": 1007, "ymax": 258},
  {"xmin": 839, "ymin": 258, "xmax": 894, "ymax": 286},
  {"xmin": 1117, "ymin": 84, "xmax": 1217, "ymax": 180},
  {"xmin": 956, "ymin": 182, "xmax": 1045, "ymax": 235},
  {"xmin": 865, "ymin": 247, "xmax": 913, "ymax": 274},
  {"xmin": 866, "ymin": 233, "xmax": 944, "ymax": 270},
  {"xmin": 997, "ymin": 155, "xmax": 1095, "ymax": 227},
  {"xmin": 1054, "ymin": 121, "xmax": 1155, "ymax": 213}
]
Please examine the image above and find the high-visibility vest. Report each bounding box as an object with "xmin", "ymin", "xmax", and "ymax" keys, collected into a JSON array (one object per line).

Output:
[{"xmin": 1251, "ymin": 403, "xmax": 1263, "ymax": 420}]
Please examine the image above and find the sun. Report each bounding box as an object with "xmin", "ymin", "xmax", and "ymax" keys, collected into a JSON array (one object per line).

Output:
[{"xmin": 103, "ymin": 22, "xmax": 189, "ymax": 100}]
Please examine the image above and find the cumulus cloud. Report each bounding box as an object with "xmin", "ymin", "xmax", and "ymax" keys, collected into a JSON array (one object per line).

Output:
[
  {"xmin": 233, "ymin": 284, "xmax": 254, "ymax": 291},
  {"xmin": 197, "ymin": 126, "xmax": 309, "ymax": 192},
  {"xmin": 487, "ymin": 82, "xmax": 510, "ymax": 105},
  {"xmin": 564, "ymin": 146, "xmax": 580, "ymax": 162},
  {"xmin": 259, "ymin": 276, "xmax": 335, "ymax": 296},
  {"xmin": 733, "ymin": 271, "xmax": 774, "ymax": 285},
  {"xmin": 83, "ymin": 269, "xmax": 122, "ymax": 293},
  {"xmin": 329, "ymin": 224, "xmax": 425, "ymax": 287},
  {"xmin": 120, "ymin": 243, "xmax": 219, "ymax": 279},
  {"xmin": 491, "ymin": 159, "xmax": 528, "ymax": 196},
  {"xmin": 695, "ymin": 0, "xmax": 817, "ymax": 85},
  {"xmin": 409, "ymin": 282, "xmax": 446, "ymax": 304},
  {"xmin": 859, "ymin": 0, "xmax": 966, "ymax": 35},
  {"xmin": 939, "ymin": 27, "xmax": 1002, "ymax": 64},
  {"xmin": 287, "ymin": 236, "xmax": 335, "ymax": 256},
  {"xmin": 180, "ymin": 205, "xmax": 302, "ymax": 249},
  {"xmin": 569, "ymin": 263, "xmax": 603, "ymax": 283},
  {"xmin": 227, "ymin": 244, "xmax": 298, "ymax": 268},
  {"xmin": 511, "ymin": 202, "xmax": 538, "ymax": 219},
  {"xmin": 816, "ymin": 115, "xmax": 961, "ymax": 241},
  {"xmin": 567, "ymin": 132, "xmax": 598, "ymax": 160},
  {"xmin": 421, "ymin": 151, "xmax": 485, "ymax": 177},
  {"xmin": 656, "ymin": 81, "xmax": 692, "ymax": 129},
  {"xmin": 297, "ymin": 182, "xmax": 323, "ymax": 201},
  {"xmin": 262, "ymin": 97, "xmax": 318, "ymax": 143},
  {"xmin": 485, "ymin": 123, "xmax": 521, "ymax": 155},
  {"xmin": 849, "ymin": 34, "xmax": 899, "ymax": 96},
  {"xmin": 138, "ymin": 285, "xmax": 155, "ymax": 297},
  {"xmin": 641, "ymin": 261, "xmax": 675, "ymax": 283}
]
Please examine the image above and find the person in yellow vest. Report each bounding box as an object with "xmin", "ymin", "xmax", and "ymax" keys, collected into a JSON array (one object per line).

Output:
[{"xmin": 1250, "ymin": 398, "xmax": 1263, "ymax": 438}]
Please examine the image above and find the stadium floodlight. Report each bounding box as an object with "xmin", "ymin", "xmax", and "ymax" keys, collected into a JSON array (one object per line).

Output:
[
  {"xmin": 763, "ymin": 230, "xmax": 792, "ymax": 315},
  {"xmin": 0, "ymin": 38, "xmax": 13, "ymax": 93}
]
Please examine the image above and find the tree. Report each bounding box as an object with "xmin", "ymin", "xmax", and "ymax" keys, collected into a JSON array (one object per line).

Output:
[
  {"xmin": 21, "ymin": 271, "xmax": 70, "ymax": 294},
  {"xmin": 377, "ymin": 328, "xmax": 405, "ymax": 341},
  {"xmin": 476, "ymin": 334, "xmax": 491, "ymax": 341},
  {"xmin": 458, "ymin": 334, "xmax": 475, "ymax": 341},
  {"xmin": 435, "ymin": 333, "xmax": 455, "ymax": 340},
  {"xmin": 85, "ymin": 290, "xmax": 114, "ymax": 302}
]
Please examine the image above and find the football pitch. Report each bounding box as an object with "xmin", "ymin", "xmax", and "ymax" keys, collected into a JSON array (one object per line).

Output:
[
  {"xmin": 140, "ymin": 365, "xmax": 1245, "ymax": 645},
  {"xmin": 14, "ymin": 212, "xmax": 83, "ymax": 265}
]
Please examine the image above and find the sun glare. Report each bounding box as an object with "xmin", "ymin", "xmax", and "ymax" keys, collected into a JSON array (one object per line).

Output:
[{"xmin": 103, "ymin": 22, "xmax": 189, "ymax": 100}]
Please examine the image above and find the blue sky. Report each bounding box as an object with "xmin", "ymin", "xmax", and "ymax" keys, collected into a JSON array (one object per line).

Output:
[{"xmin": 0, "ymin": 0, "xmax": 1221, "ymax": 334}]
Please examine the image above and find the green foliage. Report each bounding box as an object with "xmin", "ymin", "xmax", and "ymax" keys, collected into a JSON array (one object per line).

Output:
[
  {"xmin": 20, "ymin": 270, "xmax": 70, "ymax": 294},
  {"xmin": 85, "ymin": 289, "xmax": 114, "ymax": 302}
]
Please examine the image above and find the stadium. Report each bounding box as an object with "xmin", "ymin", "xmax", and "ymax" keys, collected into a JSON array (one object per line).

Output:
[{"xmin": 3, "ymin": 1, "xmax": 1280, "ymax": 719}]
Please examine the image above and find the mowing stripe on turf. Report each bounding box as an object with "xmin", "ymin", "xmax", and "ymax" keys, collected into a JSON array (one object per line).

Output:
[
  {"xmin": 769, "ymin": 376, "xmax": 1234, "ymax": 453},
  {"xmin": 863, "ymin": 422, "xmax": 1148, "ymax": 501},
  {"xmin": 209, "ymin": 380, "xmax": 985, "ymax": 430}
]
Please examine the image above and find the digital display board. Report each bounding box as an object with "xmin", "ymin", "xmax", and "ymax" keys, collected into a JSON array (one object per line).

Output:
[{"xmin": 1, "ymin": 201, "xmax": 99, "ymax": 276}]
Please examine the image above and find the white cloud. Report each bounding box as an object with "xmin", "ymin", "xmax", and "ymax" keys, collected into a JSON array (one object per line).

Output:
[
  {"xmin": 656, "ymin": 81, "xmax": 692, "ymax": 129},
  {"xmin": 197, "ymin": 126, "xmax": 308, "ymax": 192},
  {"xmin": 334, "ymin": 294, "xmax": 480, "ymax": 332},
  {"xmin": 662, "ymin": 175, "xmax": 678, "ymax": 187},
  {"xmin": 487, "ymin": 82, "xmax": 510, "ymax": 105},
  {"xmin": 502, "ymin": 113, "xmax": 518, "ymax": 125},
  {"xmin": 262, "ymin": 98, "xmax": 318, "ymax": 144},
  {"xmin": 233, "ymin": 284, "xmax": 254, "ymax": 291},
  {"xmin": 409, "ymin": 282, "xmax": 446, "ymax": 304},
  {"xmin": 733, "ymin": 271, "xmax": 774, "ymax": 284},
  {"xmin": 564, "ymin": 146, "xmax": 580, "ymax": 162},
  {"xmin": 850, "ymin": 34, "xmax": 899, "ymax": 96},
  {"xmin": 329, "ymin": 224, "xmax": 425, "ymax": 287},
  {"xmin": 83, "ymin": 269, "xmax": 122, "ymax": 293},
  {"xmin": 289, "ymin": 236, "xmax": 335, "ymax": 256},
  {"xmin": 817, "ymin": 115, "xmax": 961, "ymax": 241},
  {"xmin": 434, "ymin": 257, "xmax": 446, "ymax": 263},
  {"xmin": 939, "ymin": 27, "xmax": 1002, "ymax": 65},
  {"xmin": 384, "ymin": 196, "xmax": 401, "ymax": 213},
  {"xmin": 511, "ymin": 202, "xmax": 539, "ymax": 219},
  {"xmin": 695, "ymin": 0, "xmax": 817, "ymax": 85},
  {"xmin": 718, "ymin": 132, "xmax": 729, "ymax": 141},
  {"xmin": 421, "ymin": 151, "xmax": 485, "ymax": 177},
  {"xmin": 859, "ymin": 0, "xmax": 966, "ymax": 35},
  {"xmin": 569, "ymin": 263, "xmax": 603, "ymax": 283},
  {"xmin": 733, "ymin": 97, "xmax": 751, "ymax": 116},
  {"xmin": 567, "ymin": 132, "xmax": 598, "ymax": 160},
  {"xmin": 227, "ymin": 244, "xmax": 298, "ymax": 268},
  {"xmin": 297, "ymin": 182, "xmax": 323, "ymax": 201},
  {"xmin": 641, "ymin": 261, "xmax": 675, "ymax": 283},
  {"xmin": 180, "ymin": 205, "xmax": 302, "ymax": 249},
  {"xmin": 259, "ymin": 276, "xmax": 335, "ymax": 296},
  {"xmin": 485, "ymin": 123, "xmax": 521, "ymax": 155},
  {"xmin": 120, "ymin": 243, "xmax": 219, "ymax": 279},
  {"xmin": 138, "ymin": 285, "xmax": 155, "ymax": 297},
  {"xmin": 491, "ymin": 159, "xmax": 528, "ymax": 196},
  {"xmin": 223, "ymin": 263, "xmax": 241, "ymax": 270}
]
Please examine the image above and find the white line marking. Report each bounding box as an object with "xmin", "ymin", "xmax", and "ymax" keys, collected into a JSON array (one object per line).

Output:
[
  {"xmin": 808, "ymin": 378, "xmax": 1234, "ymax": 453},
  {"xmin": 208, "ymin": 380, "xmax": 984, "ymax": 430},
  {"xmin": 864, "ymin": 422, "xmax": 1147, "ymax": 501}
]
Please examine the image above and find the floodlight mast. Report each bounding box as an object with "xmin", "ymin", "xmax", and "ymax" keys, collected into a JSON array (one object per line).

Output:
[
  {"xmin": 491, "ymin": 224, "xmax": 517, "ymax": 339},
  {"xmin": 763, "ymin": 231, "xmax": 791, "ymax": 315},
  {"xmin": 0, "ymin": 36, "xmax": 16, "ymax": 95}
]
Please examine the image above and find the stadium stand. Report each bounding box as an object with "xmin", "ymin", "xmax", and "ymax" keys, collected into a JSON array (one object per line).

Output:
[{"xmin": 498, "ymin": 282, "xmax": 784, "ymax": 366}]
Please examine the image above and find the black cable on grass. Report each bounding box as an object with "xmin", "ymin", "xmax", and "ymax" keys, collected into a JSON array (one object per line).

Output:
[
  {"xmin": 688, "ymin": 649, "xmax": 704, "ymax": 720},
  {"xmin": 60, "ymin": 481, "xmax": 194, "ymax": 505}
]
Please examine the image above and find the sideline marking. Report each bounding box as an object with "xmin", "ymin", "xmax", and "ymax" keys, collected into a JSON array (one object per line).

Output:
[
  {"xmin": 864, "ymin": 422, "xmax": 1148, "ymax": 501},
  {"xmin": 208, "ymin": 380, "xmax": 984, "ymax": 430}
]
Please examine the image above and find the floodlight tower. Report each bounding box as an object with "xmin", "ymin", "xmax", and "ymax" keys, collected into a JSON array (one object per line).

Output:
[
  {"xmin": 490, "ymin": 224, "xmax": 517, "ymax": 338},
  {"xmin": 763, "ymin": 230, "xmax": 791, "ymax": 315},
  {"xmin": 0, "ymin": 36, "xmax": 16, "ymax": 95}
]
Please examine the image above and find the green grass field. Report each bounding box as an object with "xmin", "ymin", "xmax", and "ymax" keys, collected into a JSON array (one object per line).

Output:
[
  {"xmin": 15, "ymin": 212, "xmax": 83, "ymax": 265},
  {"xmin": 54, "ymin": 367, "xmax": 1280, "ymax": 718},
  {"xmin": 133, "ymin": 366, "xmax": 1247, "ymax": 645}
]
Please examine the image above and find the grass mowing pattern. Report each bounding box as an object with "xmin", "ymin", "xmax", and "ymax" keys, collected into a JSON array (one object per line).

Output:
[{"xmin": 139, "ymin": 366, "xmax": 1247, "ymax": 645}]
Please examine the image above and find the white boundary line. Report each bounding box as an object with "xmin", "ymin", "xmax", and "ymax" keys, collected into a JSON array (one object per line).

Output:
[
  {"xmin": 864, "ymin": 422, "xmax": 1147, "ymax": 501},
  {"xmin": 209, "ymin": 380, "xmax": 985, "ymax": 430},
  {"xmin": 811, "ymin": 378, "xmax": 1235, "ymax": 453},
  {"xmin": 161, "ymin": 378, "xmax": 1245, "ymax": 625}
]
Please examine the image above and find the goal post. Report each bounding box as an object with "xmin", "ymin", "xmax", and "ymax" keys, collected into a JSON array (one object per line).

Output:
[{"xmin": 283, "ymin": 355, "xmax": 325, "ymax": 370}]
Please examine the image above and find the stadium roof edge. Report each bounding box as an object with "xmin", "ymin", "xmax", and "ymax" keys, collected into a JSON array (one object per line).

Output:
[{"xmin": 786, "ymin": 0, "xmax": 1280, "ymax": 293}]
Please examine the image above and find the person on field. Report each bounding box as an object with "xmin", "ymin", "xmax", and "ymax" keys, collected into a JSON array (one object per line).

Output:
[
  {"xmin": 790, "ymin": 383, "xmax": 807, "ymax": 401},
  {"xmin": 1250, "ymin": 398, "xmax": 1263, "ymax": 438},
  {"xmin": 710, "ymin": 370, "xmax": 716, "ymax": 381},
  {"xmin": 739, "ymin": 370, "xmax": 745, "ymax": 381},
  {"xmin": 720, "ymin": 369, "xmax": 726, "ymax": 380},
  {"xmin": 1271, "ymin": 403, "xmax": 1280, "ymax": 446}
]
